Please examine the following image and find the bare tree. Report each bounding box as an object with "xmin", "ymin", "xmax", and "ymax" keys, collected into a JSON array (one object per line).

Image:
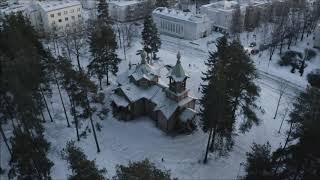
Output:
[
  {"xmin": 278, "ymin": 104, "xmax": 290, "ymax": 133},
  {"xmin": 61, "ymin": 29, "xmax": 73, "ymax": 61},
  {"xmin": 70, "ymin": 21, "xmax": 86, "ymax": 71},
  {"xmin": 274, "ymin": 80, "xmax": 288, "ymax": 119}
]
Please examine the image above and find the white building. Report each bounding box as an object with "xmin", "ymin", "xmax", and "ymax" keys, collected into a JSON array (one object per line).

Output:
[
  {"xmin": 108, "ymin": 0, "xmax": 153, "ymax": 22},
  {"xmin": 37, "ymin": 0, "xmax": 83, "ymax": 34},
  {"xmin": 0, "ymin": 2, "xmax": 26, "ymax": 17},
  {"xmin": 200, "ymin": 0, "xmax": 272, "ymax": 33},
  {"xmin": 152, "ymin": 7, "xmax": 211, "ymax": 40},
  {"xmin": 200, "ymin": 0, "xmax": 245, "ymax": 33},
  {"xmin": 314, "ymin": 24, "xmax": 320, "ymax": 48}
]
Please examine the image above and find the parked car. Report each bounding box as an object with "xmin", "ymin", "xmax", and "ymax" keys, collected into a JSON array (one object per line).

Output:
[
  {"xmin": 249, "ymin": 42, "xmax": 257, "ymax": 47},
  {"xmin": 251, "ymin": 49, "xmax": 260, "ymax": 55}
]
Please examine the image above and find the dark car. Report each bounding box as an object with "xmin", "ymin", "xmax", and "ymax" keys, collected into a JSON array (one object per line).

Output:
[
  {"xmin": 251, "ymin": 49, "xmax": 259, "ymax": 55},
  {"xmin": 249, "ymin": 42, "xmax": 257, "ymax": 47}
]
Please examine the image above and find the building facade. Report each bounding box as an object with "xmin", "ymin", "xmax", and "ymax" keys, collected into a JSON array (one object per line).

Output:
[
  {"xmin": 200, "ymin": 0, "xmax": 269, "ymax": 33},
  {"xmin": 314, "ymin": 24, "xmax": 320, "ymax": 48},
  {"xmin": 111, "ymin": 52, "xmax": 197, "ymax": 134},
  {"xmin": 200, "ymin": 0, "xmax": 244, "ymax": 33},
  {"xmin": 108, "ymin": 0, "xmax": 154, "ymax": 22},
  {"xmin": 152, "ymin": 7, "xmax": 211, "ymax": 40},
  {"xmin": 37, "ymin": 1, "xmax": 83, "ymax": 34}
]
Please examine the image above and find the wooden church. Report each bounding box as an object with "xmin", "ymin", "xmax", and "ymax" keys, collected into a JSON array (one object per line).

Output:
[{"xmin": 111, "ymin": 51, "xmax": 197, "ymax": 133}]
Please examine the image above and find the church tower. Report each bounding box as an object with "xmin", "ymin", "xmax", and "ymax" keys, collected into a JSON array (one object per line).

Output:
[{"xmin": 166, "ymin": 52, "xmax": 190, "ymax": 102}]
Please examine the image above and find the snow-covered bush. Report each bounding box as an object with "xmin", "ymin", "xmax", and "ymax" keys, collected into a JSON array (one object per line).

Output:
[
  {"xmin": 62, "ymin": 141, "xmax": 107, "ymax": 180},
  {"xmin": 278, "ymin": 51, "xmax": 302, "ymax": 67},
  {"xmin": 304, "ymin": 48, "xmax": 317, "ymax": 61},
  {"xmin": 307, "ymin": 69, "xmax": 320, "ymax": 88},
  {"xmin": 113, "ymin": 159, "xmax": 176, "ymax": 180}
]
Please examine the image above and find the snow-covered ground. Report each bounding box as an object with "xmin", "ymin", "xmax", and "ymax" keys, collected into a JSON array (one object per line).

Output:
[{"xmin": 2, "ymin": 20, "xmax": 320, "ymax": 179}]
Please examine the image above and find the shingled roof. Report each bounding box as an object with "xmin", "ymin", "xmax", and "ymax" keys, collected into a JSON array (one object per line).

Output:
[{"xmin": 168, "ymin": 51, "xmax": 189, "ymax": 82}]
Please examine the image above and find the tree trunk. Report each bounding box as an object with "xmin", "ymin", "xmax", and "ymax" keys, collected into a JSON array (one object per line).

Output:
[
  {"xmin": 86, "ymin": 97, "xmax": 100, "ymax": 153},
  {"xmin": 40, "ymin": 89, "xmax": 53, "ymax": 122},
  {"xmin": 283, "ymin": 122, "xmax": 293, "ymax": 150},
  {"xmin": 278, "ymin": 108, "xmax": 288, "ymax": 133},
  {"xmin": 106, "ymin": 69, "xmax": 110, "ymax": 85},
  {"xmin": 99, "ymin": 78, "xmax": 103, "ymax": 90},
  {"xmin": 40, "ymin": 109, "xmax": 46, "ymax": 123},
  {"xmin": 69, "ymin": 95, "xmax": 80, "ymax": 141},
  {"xmin": 209, "ymin": 124, "xmax": 217, "ymax": 152},
  {"xmin": 273, "ymin": 93, "xmax": 282, "ymax": 119},
  {"xmin": 4, "ymin": 98, "xmax": 17, "ymax": 131},
  {"xmin": 0, "ymin": 123, "xmax": 12, "ymax": 156},
  {"xmin": 55, "ymin": 73, "xmax": 70, "ymax": 127},
  {"xmin": 66, "ymin": 40, "xmax": 72, "ymax": 61},
  {"xmin": 76, "ymin": 53, "xmax": 81, "ymax": 71},
  {"xmin": 287, "ymin": 36, "xmax": 292, "ymax": 50},
  {"xmin": 203, "ymin": 128, "xmax": 213, "ymax": 164}
]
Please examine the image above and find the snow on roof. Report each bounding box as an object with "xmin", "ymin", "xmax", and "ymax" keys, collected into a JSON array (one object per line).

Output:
[
  {"xmin": 179, "ymin": 108, "xmax": 197, "ymax": 122},
  {"xmin": 119, "ymin": 82, "xmax": 162, "ymax": 102},
  {"xmin": 153, "ymin": 7, "xmax": 208, "ymax": 23},
  {"xmin": 0, "ymin": 4, "xmax": 26, "ymax": 15},
  {"xmin": 129, "ymin": 53, "xmax": 160, "ymax": 82},
  {"xmin": 168, "ymin": 52, "xmax": 189, "ymax": 82},
  {"xmin": 151, "ymin": 89, "xmax": 178, "ymax": 119},
  {"xmin": 116, "ymin": 82, "xmax": 195, "ymax": 120},
  {"xmin": 38, "ymin": 0, "xmax": 81, "ymax": 12},
  {"xmin": 109, "ymin": 0, "xmax": 143, "ymax": 7},
  {"xmin": 111, "ymin": 94, "xmax": 129, "ymax": 107},
  {"xmin": 201, "ymin": 0, "xmax": 240, "ymax": 12}
]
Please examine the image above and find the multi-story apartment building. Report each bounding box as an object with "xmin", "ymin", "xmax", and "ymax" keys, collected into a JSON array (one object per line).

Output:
[
  {"xmin": 38, "ymin": 0, "xmax": 83, "ymax": 34},
  {"xmin": 108, "ymin": 0, "xmax": 154, "ymax": 22},
  {"xmin": 152, "ymin": 7, "xmax": 211, "ymax": 40},
  {"xmin": 314, "ymin": 24, "xmax": 320, "ymax": 48},
  {"xmin": 200, "ymin": 0, "xmax": 245, "ymax": 33}
]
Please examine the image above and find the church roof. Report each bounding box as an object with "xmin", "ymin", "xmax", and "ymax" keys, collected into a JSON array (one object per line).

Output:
[
  {"xmin": 179, "ymin": 108, "xmax": 197, "ymax": 122},
  {"xmin": 130, "ymin": 51, "xmax": 160, "ymax": 81},
  {"xmin": 112, "ymin": 51, "xmax": 196, "ymax": 121},
  {"xmin": 168, "ymin": 51, "xmax": 189, "ymax": 82}
]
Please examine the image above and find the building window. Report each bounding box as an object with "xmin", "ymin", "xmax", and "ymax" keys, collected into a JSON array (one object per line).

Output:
[
  {"xmin": 66, "ymin": 23, "xmax": 69, "ymax": 27},
  {"xmin": 58, "ymin": 12, "xmax": 61, "ymax": 16},
  {"xmin": 78, "ymin": 14, "xmax": 81, "ymax": 18},
  {"xmin": 77, "ymin": 8, "xmax": 80, "ymax": 12},
  {"xmin": 65, "ymin": 17, "xmax": 68, "ymax": 21},
  {"xmin": 64, "ymin": 11, "xmax": 68, "ymax": 15},
  {"xmin": 58, "ymin": 19, "xmax": 62, "ymax": 23},
  {"xmin": 50, "ymin": 14, "xmax": 54, "ymax": 18},
  {"xmin": 70, "ymin": 9, "xmax": 74, "ymax": 13},
  {"xmin": 52, "ymin": 21, "xmax": 55, "ymax": 25},
  {"xmin": 71, "ymin": 16, "xmax": 75, "ymax": 20}
]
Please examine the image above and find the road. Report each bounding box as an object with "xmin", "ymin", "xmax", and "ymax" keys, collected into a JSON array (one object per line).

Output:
[{"xmin": 161, "ymin": 37, "xmax": 305, "ymax": 99}]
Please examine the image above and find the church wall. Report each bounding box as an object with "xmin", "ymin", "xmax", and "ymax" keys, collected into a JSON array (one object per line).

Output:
[{"xmin": 156, "ymin": 110, "xmax": 179, "ymax": 132}]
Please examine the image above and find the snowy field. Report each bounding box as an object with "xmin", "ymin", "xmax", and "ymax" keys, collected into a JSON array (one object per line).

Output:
[
  {"xmin": 1, "ymin": 33, "xmax": 309, "ymax": 179},
  {"xmin": 2, "ymin": 0, "xmax": 320, "ymax": 179}
]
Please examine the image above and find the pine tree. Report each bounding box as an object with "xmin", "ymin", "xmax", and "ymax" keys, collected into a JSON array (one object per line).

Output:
[
  {"xmin": 150, "ymin": 23, "xmax": 161, "ymax": 60},
  {"xmin": 243, "ymin": 143, "xmax": 279, "ymax": 180},
  {"xmin": 73, "ymin": 70, "xmax": 101, "ymax": 153},
  {"xmin": 113, "ymin": 159, "xmax": 175, "ymax": 180},
  {"xmin": 9, "ymin": 128, "xmax": 54, "ymax": 179},
  {"xmin": 0, "ymin": 13, "xmax": 54, "ymax": 179},
  {"xmin": 230, "ymin": 5, "xmax": 243, "ymax": 38},
  {"xmin": 275, "ymin": 87, "xmax": 320, "ymax": 179},
  {"xmin": 227, "ymin": 40, "xmax": 260, "ymax": 133},
  {"xmin": 62, "ymin": 141, "xmax": 107, "ymax": 180},
  {"xmin": 88, "ymin": 24, "xmax": 120, "ymax": 87},
  {"xmin": 142, "ymin": 15, "xmax": 161, "ymax": 61},
  {"xmin": 57, "ymin": 56, "xmax": 82, "ymax": 141},
  {"xmin": 156, "ymin": 0, "xmax": 169, "ymax": 7},
  {"xmin": 200, "ymin": 37, "xmax": 234, "ymax": 163},
  {"xmin": 97, "ymin": 0, "xmax": 111, "ymax": 24}
]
